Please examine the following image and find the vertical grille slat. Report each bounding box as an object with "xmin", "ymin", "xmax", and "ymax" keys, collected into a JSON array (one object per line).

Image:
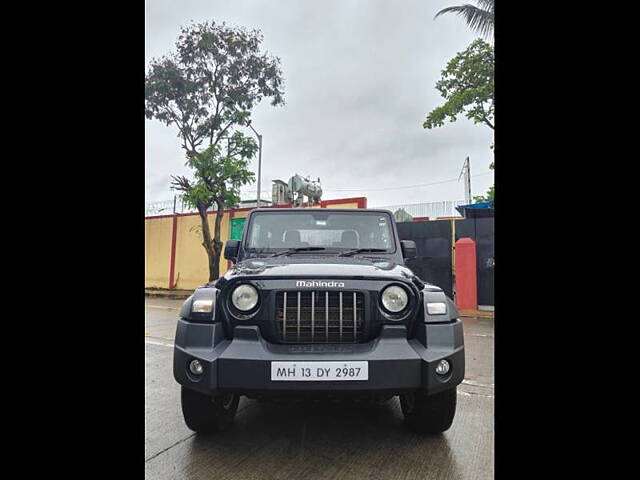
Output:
[
  {"xmin": 297, "ymin": 292, "xmax": 301, "ymax": 341},
  {"xmin": 276, "ymin": 290, "xmax": 365, "ymax": 343},
  {"xmin": 311, "ymin": 291, "xmax": 315, "ymax": 342},
  {"xmin": 353, "ymin": 292, "xmax": 357, "ymax": 343},
  {"xmin": 339, "ymin": 292, "xmax": 343, "ymax": 342},
  {"xmin": 283, "ymin": 292, "xmax": 287, "ymax": 340},
  {"xmin": 325, "ymin": 292, "xmax": 329, "ymax": 342}
]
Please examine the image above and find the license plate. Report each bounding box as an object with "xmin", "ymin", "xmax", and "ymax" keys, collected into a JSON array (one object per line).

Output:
[{"xmin": 271, "ymin": 361, "xmax": 369, "ymax": 381}]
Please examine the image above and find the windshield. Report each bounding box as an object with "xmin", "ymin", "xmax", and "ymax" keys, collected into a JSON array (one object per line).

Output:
[{"xmin": 244, "ymin": 211, "xmax": 395, "ymax": 255}]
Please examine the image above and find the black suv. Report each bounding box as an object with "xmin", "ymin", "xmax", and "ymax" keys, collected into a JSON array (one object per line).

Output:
[{"xmin": 174, "ymin": 208, "xmax": 464, "ymax": 433}]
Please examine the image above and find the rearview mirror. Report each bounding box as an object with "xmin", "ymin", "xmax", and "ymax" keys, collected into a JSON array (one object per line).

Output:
[
  {"xmin": 224, "ymin": 240, "xmax": 240, "ymax": 262},
  {"xmin": 400, "ymin": 240, "xmax": 417, "ymax": 260}
]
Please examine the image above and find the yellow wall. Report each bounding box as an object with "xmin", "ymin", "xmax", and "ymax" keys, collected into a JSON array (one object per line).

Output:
[
  {"xmin": 145, "ymin": 200, "xmax": 366, "ymax": 290},
  {"xmin": 172, "ymin": 214, "xmax": 208, "ymax": 290},
  {"xmin": 326, "ymin": 201, "xmax": 359, "ymax": 209},
  {"xmin": 232, "ymin": 209, "xmax": 250, "ymax": 219},
  {"xmin": 171, "ymin": 211, "xmax": 233, "ymax": 290},
  {"xmin": 145, "ymin": 216, "xmax": 173, "ymax": 288}
]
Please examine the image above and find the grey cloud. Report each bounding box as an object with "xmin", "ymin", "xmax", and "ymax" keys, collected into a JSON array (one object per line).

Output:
[{"xmin": 145, "ymin": 0, "xmax": 494, "ymax": 208}]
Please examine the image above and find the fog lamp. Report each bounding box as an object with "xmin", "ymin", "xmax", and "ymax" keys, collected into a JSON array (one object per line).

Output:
[
  {"xmin": 189, "ymin": 359, "xmax": 203, "ymax": 375},
  {"xmin": 435, "ymin": 359, "xmax": 450, "ymax": 375}
]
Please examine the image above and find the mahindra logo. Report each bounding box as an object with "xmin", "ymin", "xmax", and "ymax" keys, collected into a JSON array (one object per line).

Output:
[{"xmin": 296, "ymin": 280, "xmax": 345, "ymax": 288}]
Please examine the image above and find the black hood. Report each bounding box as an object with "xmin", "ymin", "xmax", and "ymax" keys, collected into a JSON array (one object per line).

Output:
[{"xmin": 215, "ymin": 256, "xmax": 430, "ymax": 289}]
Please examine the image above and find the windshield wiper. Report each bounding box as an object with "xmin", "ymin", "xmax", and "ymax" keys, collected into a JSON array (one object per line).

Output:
[
  {"xmin": 271, "ymin": 247, "xmax": 327, "ymax": 257},
  {"xmin": 338, "ymin": 248, "xmax": 388, "ymax": 257}
]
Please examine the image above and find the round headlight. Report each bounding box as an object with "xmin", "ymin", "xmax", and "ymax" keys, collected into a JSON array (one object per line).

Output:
[
  {"xmin": 381, "ymin": 285, "xmax": 408, "ymax": 313},
  {"xmin": 231, "ymin": 284, "xmax": 259, "ymax": 311}
]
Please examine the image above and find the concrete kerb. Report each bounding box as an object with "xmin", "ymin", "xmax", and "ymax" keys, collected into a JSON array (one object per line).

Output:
[
  {"xmin": 145, "ymin": 288, "xmax": 193, "ymax": 300},
  {"xmin": 458, "ymin": 309, "xmax": 494, "ymax": 319}
]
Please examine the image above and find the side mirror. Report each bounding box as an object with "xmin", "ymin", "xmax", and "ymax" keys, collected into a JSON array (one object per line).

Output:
[
  {"xmin": 400, "ymin": 240, "xmax": 417, "ymax": 260},
  {"xmin": 224, "ymin": 240, "xmax": 240, "ymax": 262}
]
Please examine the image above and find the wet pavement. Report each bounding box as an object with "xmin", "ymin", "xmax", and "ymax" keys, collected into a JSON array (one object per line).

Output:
[{"xmin": 145, "ymin": 297, "xmax": 494, "ymax": 479}]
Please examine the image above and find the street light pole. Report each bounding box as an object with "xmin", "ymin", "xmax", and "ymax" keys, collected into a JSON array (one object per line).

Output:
[
  {"xmin": 247, "ymin": 121, "xmax": 263, "ymax": 208},
  {"xmin": 256, "ymin": 132, "xmax": 262, "ymax": 208}
]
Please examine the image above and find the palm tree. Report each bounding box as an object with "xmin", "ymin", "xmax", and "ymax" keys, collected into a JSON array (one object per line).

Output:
[{"xmin": 434, "ymin": 0, "xmax": 494, "ymax": 38}]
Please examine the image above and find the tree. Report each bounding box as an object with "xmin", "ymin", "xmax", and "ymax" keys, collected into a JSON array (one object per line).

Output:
[
  {"xmin": 394, "ymin": 208, "xmax": 414, "ymax": 223},
  {"xmin": 423, "ymin": 39, "xmax": 493, "ymax": 131},
  {"xmin": 434, "ymin": 2, "xmax": 495, "ymax": 204},
  {"xmin": 473, "ymin": 162, "xmax": 494, "ymax": 206},
  {"xmin": 473, "ymin": 184, "xmax": 494, "ymax": 204},
  {"xmin": 145, "ymin": 21, "xmax": 285, "ymax": 281},
  {"xmin": 434, "ymin": 0, "xmax": 494, "ymax": 39}
]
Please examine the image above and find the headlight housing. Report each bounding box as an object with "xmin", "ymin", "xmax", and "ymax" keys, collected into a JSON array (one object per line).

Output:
[
  {"xmin": 182, "ymin": 287, "xmax": 218, "ymax": 322},
  {"xmin": 422, "ymin": 287, "xmax": 458, "ymax": 323},
  {"xmin": 381, "ymin": 285, "xmax": 409, "ymax": 313},
  {"xmin": 231, "ymin": 284, "xmax": 259, "ymax": 312}
]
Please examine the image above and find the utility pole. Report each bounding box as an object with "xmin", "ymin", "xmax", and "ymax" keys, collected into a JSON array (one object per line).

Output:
[
  {"xmin": 459, "ymin": 156, "xmax": 472, "ymax": 204},
  {"xmin": 256, "ymin": 133, "xmax": 262, "ymax": 208},
  {"xmin": 247, "ymin": 121, "xmax": 262, "ymax": 208},
  {"xmin": 466, "ymin": 157, "xmax": 471, "ymax": 204}
]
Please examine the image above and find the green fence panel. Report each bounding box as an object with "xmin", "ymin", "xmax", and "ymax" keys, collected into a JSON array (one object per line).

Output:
[{"xmin": 230, "ymin": 217, "xmax": 246, "ymax": 241}]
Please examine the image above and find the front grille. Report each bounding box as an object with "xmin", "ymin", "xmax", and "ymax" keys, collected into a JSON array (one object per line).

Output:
[{"xmin": 275, "ymin": 291, "xmax": 365, "ymax": 343}]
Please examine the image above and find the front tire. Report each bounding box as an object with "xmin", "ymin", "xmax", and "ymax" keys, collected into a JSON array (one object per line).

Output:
[
  {"xmin": 181, "ymin": 387, "xmax": 239, "ymax": 433},
  {"xmin": 400, "ymin": 388, "xmax": 457, "ymax": 434}
]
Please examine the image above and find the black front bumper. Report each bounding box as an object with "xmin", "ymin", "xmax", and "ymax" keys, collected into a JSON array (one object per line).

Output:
[{"xmin": 173, "ymin": 320, "xmax": 464, "ymax": 396}]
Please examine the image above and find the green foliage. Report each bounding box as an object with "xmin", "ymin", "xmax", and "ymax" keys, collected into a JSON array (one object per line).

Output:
[
  {"xmin": 435, "ymin": 0, "xmax": 494, "ymax": 38},
  {"xmin": 473, "ymin": 184, "xmax": 494, "ymax": 205},
  {"xmin": 424, "ymin": 39, "xmax": 494, "ymax": 131},
  {"xmin": 173, "ymin": 131, "xmax": 257, "ymax": 211},
  {"xmin": 430, "ymin": 7, "xmax": 495, "ymax": 209},
  {"xmin": 145, "ymin": 20, "xmax": 284, "ymax": 156}
]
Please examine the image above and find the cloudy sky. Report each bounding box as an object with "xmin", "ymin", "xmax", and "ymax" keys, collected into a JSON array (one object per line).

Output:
[{"xmin": 145, "ymin": 0, "xmax": 494, "ymax": 209}]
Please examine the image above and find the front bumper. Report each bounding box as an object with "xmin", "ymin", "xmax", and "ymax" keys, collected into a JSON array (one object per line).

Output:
[{"xmin": 173, "ymin": 320, "xmax": 464, "ymax": 396}]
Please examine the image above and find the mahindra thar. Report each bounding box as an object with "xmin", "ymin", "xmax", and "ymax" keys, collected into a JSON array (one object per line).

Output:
[{"xmin": 173, "ymin": 208, "xmax": 464, "ymax": 433}]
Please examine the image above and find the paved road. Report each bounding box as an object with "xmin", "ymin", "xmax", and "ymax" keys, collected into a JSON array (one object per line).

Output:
[{"xmin": 145, "ymin": 298, "xmax": 494, "ymax": 480}]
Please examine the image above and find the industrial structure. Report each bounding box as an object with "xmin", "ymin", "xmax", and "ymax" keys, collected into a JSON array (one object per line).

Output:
[{"xmin": 271, "ymin": 174, "xmax": 323, "ymax": 206}]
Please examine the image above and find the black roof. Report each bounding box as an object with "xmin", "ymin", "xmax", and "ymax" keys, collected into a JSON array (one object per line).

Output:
[{"xmin": 250, "ymin": 207, "xmax": 394, "ymax": 215}]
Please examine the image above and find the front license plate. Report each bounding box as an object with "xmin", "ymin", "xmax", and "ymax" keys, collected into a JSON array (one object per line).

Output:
[{"xmin": 271, "ymin": 361, "xmax": 369, "ymax": 381}]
